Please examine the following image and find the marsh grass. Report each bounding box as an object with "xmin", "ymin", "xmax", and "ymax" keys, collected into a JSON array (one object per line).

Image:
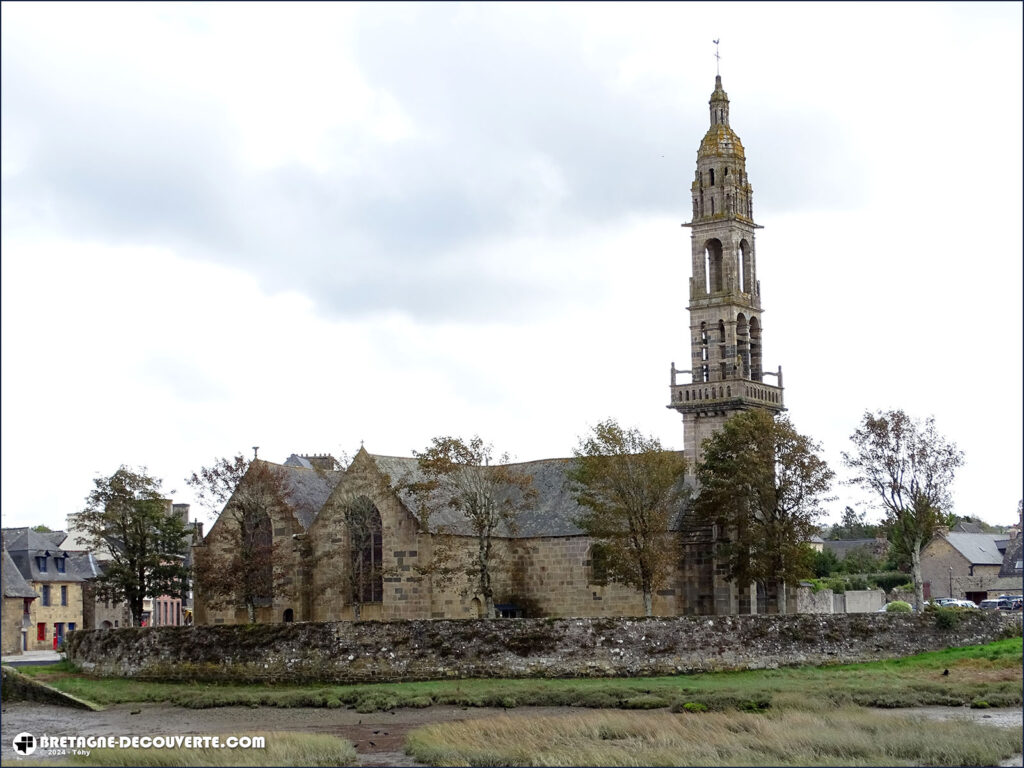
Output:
[
  {"xmin": 63, "ymin": 732, "xmax": 356, "ymax": 767},
  {"xmin": 405, "ymin": 708, "xmax": 1024, "ymax": 767},
  {"xmin": 23, "ymin": 638, "xmax": 1022, "ymax": 714}
]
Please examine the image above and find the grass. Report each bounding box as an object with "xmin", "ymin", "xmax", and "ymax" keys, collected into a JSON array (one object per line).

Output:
[
  {"xmin": 60, "ymin": 732, "xmax": 357, "ymax": 767},
  {"xmin": 19, "ymin": 638, "xmax": 1022, "ymax": 714},
  {"xmin": 404, "ymin": 708, "xmax": 1024, "ymax": 767}
]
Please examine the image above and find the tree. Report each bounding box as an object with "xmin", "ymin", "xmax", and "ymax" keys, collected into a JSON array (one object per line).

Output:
[
  {"xmin": 77, "ymin": 467, "xmax": 191, "ymax": 625},
  {"xmin": 567, "ymin": 419, "xmax": 688, "ymax": 617},
  {"xmin": 412, "ymin": 436, "xmax": 536, "ymax": 619},
  {"xmin": 843, "ymin": 410, "xmax": 964, "ymax": 611},
  {"xmin": 827, "ymin": 506, "xmax": 878, "ymax": 540},
  {"xmin": 693, "ymin": 410, "xmax": 834, "ymax": 614},
  {"xmin": 186, "ymin": 456, "xmax": 293, "ymax": 623}
]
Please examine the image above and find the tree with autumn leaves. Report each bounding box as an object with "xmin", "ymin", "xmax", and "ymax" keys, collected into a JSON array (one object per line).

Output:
[
  {"xmin": 843, "ymin": 409, "xmax": 963, "ymax": 611},
  {"xmin": 568, "ymin": 420, "xmax": 689, "ymax": 617},
  {"xmin": 412, "ymin": 436, "xmax": 536, "ymax": 619},
  {"xmin": 693, "ymin": 410, "xmax": 834, "ymax": 614},
  {"xmin": 186, "ymin": 455, "xmax": 294, "ymax": 623}
]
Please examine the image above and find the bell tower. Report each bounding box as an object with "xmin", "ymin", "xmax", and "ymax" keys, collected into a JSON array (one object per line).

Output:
[{"xmin": 668, "ymin": 75, "xmax": 785, "ymax": 473}]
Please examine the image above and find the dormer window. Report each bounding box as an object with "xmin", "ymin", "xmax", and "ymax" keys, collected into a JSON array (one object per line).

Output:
[
  {"xmin": 55, "ymin": 557, "xmax": 66, "ymax": 574},
  {"xmin": 36, "ymin": 556, "xmax": 47, "ymax": 573}
]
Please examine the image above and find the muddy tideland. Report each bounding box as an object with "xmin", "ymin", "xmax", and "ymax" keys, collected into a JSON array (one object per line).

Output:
[{"xmin": 1, "ymin": 701, "xmax": 1021, "ymax": 767}]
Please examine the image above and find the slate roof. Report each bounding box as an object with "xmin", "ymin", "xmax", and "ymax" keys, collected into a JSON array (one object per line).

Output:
[
  {"xmin": 368, "ymin": 453, "xmax": 689, "ymax": 539},
  {"xmin": 952, "ymin": 521, "xmax": 983, "ymax": 534},
  {"xmin": 284, "ymin": 454, "xmax": 315, "ymax": 469},
  {"xmin": 2, "ymin": 546, "xmax": 38, "ymax": 599},
  {"xmin": 945, "ymin": 532, "xmax": 1004, "ymax": 566},
  {"xmin": 277, "ymin": 463, "xmax": 344, "ymax": 530},
  {"xmin": 1, "ymin": 527, "xmax": 86, "ymax": 583}
]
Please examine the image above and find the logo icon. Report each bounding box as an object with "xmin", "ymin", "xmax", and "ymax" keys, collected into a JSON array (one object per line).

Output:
[{"xmin": 13, "ymin": 733, "xmax": 36, "ymax": 756}]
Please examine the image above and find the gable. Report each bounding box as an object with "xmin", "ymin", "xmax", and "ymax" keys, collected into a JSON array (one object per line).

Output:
[{"xmin": 944, "ymin": 533, "xmax": 1003, "ymax": 566}]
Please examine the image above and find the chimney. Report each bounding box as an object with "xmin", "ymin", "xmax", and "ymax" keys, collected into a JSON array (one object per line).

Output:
[{"xmin": 301, "ymin": 454, "xmax": 338, "ymax": 472}]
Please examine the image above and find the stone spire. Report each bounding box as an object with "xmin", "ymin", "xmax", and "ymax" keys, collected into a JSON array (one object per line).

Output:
[
  {"xmin": 668, "ymin": 75, "xmax": 785, "ymax": 472},
  {"xmin": 709, "ymin": 75, "xmax": 730, "ymax": 127}
]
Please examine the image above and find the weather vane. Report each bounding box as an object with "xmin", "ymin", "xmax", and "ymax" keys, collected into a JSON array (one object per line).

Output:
[{"xmin": 713, "ymin": 39, "xmax": 721, "ymax": 76}]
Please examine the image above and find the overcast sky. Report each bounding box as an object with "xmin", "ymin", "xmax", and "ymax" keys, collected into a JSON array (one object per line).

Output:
[{"xmin": 2, "ymin": 2, "xmax": 1021, "ymax": 531}]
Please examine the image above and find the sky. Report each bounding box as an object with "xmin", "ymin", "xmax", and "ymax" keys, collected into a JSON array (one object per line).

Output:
[{"xmin": 2, "ymin": 2, "xmax": 1021, "ymax": 531}]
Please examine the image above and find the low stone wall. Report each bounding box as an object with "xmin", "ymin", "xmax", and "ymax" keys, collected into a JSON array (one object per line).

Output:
[
  {"xmin": 1, "ymin": 666, "xmax": 101, "ymax": 710},
  {"xmin": 64, "ymin": 612, "xmax": 1021, "ymax": 685}
]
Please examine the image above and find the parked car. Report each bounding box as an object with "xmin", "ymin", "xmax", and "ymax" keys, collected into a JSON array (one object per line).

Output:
[
  {"xmin": 978, "ymin": 599, "xmax": 1002, "ymax": 610},
  {"xmin": 949, "ymin": 599, "xmax": 978, "ymax": 608}
]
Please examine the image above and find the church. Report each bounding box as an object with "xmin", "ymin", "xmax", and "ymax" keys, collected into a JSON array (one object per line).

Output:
[{"xmin": 194, "ymin": 74, "xmax": 787, "ymax": 625}]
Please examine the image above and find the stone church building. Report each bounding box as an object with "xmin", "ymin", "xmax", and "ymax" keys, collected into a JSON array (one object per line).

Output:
[{"xmin": 194, "ymin": 75, "xmax": 787, "ymax": 625}]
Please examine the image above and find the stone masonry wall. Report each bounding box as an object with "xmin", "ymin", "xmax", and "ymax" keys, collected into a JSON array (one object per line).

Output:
[{"xmin": 65, "ymin": 612, "xmax": 1020, "ymax": 685}]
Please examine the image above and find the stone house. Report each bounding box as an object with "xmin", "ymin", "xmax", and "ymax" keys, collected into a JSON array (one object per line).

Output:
[
  {"xmin": 2, "ymin": 528, "xmax": 86, "ymax": 650},
  {"xmin": 2, "ymin": 543, "xmax": 37, "ymax": 654},
  {"xmin": 64, "ymin": 500, "xmax": 202, "ymax": 628},
  {"xmin": 920, "ymin": 531, "xmax": 1022, "ymax": 603}
]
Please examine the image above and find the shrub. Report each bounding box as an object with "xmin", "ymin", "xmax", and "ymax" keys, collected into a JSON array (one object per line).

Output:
[
  {"xmin": 933, "ymin": 606, "xmax": 962, "ymax": 630},
  {"xmin": 871, "ymin": 571, "xmax": 913, "ymax": 593},
  {"xmin": 885, "ymin": 601, "xmax": 912, "ymax": 613}
]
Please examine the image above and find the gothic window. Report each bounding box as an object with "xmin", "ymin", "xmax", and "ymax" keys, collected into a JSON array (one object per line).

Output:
[
  {"xmin": 702, "ymin": 365, "xmax": 709, "ymax": 383},
  {"xmin": 348, "ymin": 496, "xmax": 384, "ymax": 604},
  {"xmin": 710, "ymin": 197, "xmax": 715, "ymax": 215},
  {"xmin": 283, "ymin": 608, "xmax": 294, "ymax": 622},
  {"xmin": 709, "ymin": 168, "xmax": 715, "ymax": 186},
  {"xmin": 718, "ymin": 319, "xmax": 726, "ymax": 343}
]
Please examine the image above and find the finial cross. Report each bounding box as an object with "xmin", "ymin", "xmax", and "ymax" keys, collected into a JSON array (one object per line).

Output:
[{"xmin": 713, "ymin": 39, "xmax": 721, "ymax": 76}]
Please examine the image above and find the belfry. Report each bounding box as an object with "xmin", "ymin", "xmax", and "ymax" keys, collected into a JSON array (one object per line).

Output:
[{"xmin": 668, "ymin": 75, "xmax": 785, "ymax": 473}]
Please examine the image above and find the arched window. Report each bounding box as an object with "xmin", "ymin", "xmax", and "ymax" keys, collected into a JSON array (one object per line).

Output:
[
  {"xmin": 709, "ymin": 168, "xmax": 715, "ymax": 186},
  {"xmin": 736, "ymin": 313, "xmax": 750, "ymax": 379},
  {"xmin": 346, "ymin": 496, "xmax": 384, "ymax": 604},
  {"xmin": 283, "ymin": 608, "xmax": 294, "ymax": 623},
  {"xmin": 738, "ymin": 239, "xmax": 750, "ymax": 292},
  {"xmin": 705, "ymin": 239, "xmax": 724, "ymax": 293},
  {"xmin": 588, "ymin": 543, "xmax": 610, "ymax": 585},
  {"xmin": 749, "ymin": 317, "xmax": 762, "ymax": 381}
]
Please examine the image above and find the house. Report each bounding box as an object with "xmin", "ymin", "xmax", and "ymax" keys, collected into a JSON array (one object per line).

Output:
[
  {"xmin": 920, "ymin": 531, "xmax": 1022, "ymax": 603},
  {"xmin": 2, "ymin": 528, "xmax": 86, "ymax": 650},
  {"xmin": 2, "ymin": 541, "xmax": 38, "ymax": 654},
  {"xmin": 64, "ymin": 500, "xmax": 202, "ymax": 627}
]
